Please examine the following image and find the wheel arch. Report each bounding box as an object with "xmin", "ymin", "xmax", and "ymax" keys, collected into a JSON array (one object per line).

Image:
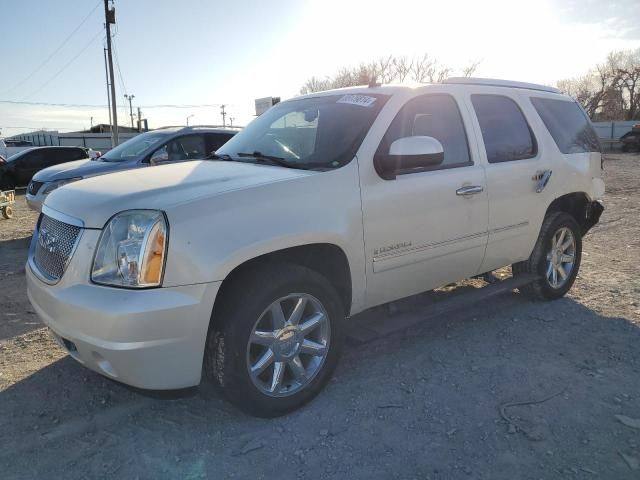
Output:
[
  {"xmin": 545, "ymin": 192, "xmax": 602, "ymax": 235},
  {"xmin": 212, "ymin": 243, "xmax": 353, "ymax": 322}
]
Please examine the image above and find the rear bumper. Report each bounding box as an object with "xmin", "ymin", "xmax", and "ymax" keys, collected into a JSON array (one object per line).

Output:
[
  {"xmin": 26, "ymin": 265, "xmax": 220, "ymax": 389},
  {"xmin": 583, "ymin": 200, "xmax": 604, "ymax": 235}
]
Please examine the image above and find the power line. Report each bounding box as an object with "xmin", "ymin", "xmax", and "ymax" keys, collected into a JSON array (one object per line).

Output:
[
  {"xmin": 22, "ymin": 30, "xmax": 105, "ymax": 101},
  {"xmin": 0, "ymin": 99, "xmax": 231, "ymax": 109},
  {"xmin": 111, "ymin": 37, "xmax": 127, "ymax": 95},
  {"xmin": 2, "ymin": 0, "xmax": 102, "ymax": 95}
]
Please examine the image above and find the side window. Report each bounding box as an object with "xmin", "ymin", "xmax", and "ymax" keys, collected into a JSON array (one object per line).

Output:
[
  {"xmin": 471, "ymin": 94, "xmax": 537, "ymax": 163},
  {"xmin": 377, "ymin": 94, "xmax": 471, "ymax": 172},
  {"xmin": 71, "ymin": 148, "xmax": 88, "ymax": 160},
  {"xmin": 21, "ymin": 150, "xmax": 45, "ymax": 168},
  {"xmin": 530, "ymin": 97, "xmax": 601, "ymax": 153},
  {"xmin": 160, "ymin": 134, "xmax": 206, "ymax": 161}
]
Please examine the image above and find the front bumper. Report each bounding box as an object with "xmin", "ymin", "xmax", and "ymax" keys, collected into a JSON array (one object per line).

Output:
[{"xmin": 26, "ymin": 264, "xmax": 221, "ymax": 389}]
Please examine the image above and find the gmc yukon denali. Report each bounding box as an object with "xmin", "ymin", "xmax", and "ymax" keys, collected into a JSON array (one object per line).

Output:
[{"xmin": 26, "ymin": 78, "xmax": 604, "ymax": 416}]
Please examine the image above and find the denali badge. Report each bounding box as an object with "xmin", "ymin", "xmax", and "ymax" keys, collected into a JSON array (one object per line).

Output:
[{"xmin": 373, "ymin": 241, "xmax": 412, "ymax": 256}]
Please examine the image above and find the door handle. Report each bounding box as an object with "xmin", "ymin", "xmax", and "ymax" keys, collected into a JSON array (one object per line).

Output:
[
  {"xmin": 533, "ymin": 169, "xmax": 552, "ymax": 193},
  {"xmin": 456, "ymin": 185, "xmax": 484, "ymax": 196}
]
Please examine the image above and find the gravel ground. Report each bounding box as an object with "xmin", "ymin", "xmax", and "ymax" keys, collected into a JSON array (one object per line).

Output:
[{"xmin": 1, "ymin": 154, "xmax": 639, "ymax": 479}]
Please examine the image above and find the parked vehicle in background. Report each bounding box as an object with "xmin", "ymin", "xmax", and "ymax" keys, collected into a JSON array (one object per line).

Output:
[
  {"xmin": 26, "ymin": 79, "xmax": 604, "ymax": 417},
  {"xmin": 620, "ymin": 124, "xmax": 640, "ymax": 152},
  {"xmin": 0, "ymin": 146, "xmax": 90, "ymax": 190},
  {"xmin": 0, "ymin": 139, "xmax": 34, "ymax": 159},
  {"xmin": 26, "ymin": 126, "xmax": 238, "ymax": 211}
]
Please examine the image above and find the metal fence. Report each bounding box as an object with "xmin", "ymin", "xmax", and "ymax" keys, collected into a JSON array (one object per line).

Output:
[
  {"xmin": 592, "ymin": 121, "xmax": 637, "ymax": 151},
  {"xmin": 11, "ymin": 131, "xmax": 140, "ymax": 152}
]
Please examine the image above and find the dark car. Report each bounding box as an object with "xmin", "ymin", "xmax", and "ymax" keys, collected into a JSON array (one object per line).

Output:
[
  {"xmin": 0, "ymin": 146, "xmax": 90, "ymax": 190},
  {"xmin": 26, "ymin": 126, "xmax": 239, "ymax": 211},
  {"xmin": 620, "ymin": 124, "xmax": 640, "ymax": 152}
]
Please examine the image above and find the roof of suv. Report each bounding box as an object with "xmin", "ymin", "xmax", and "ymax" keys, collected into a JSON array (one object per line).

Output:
[
  {"xmin": 153, "ymin": 126, "xmax": 242, "ymax": 135},
  {"xmin": 294, "ymin": 77, "xmax": 566, "ymax": 101}
]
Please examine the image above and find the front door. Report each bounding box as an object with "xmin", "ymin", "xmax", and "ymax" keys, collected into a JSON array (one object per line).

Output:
[{"xmin": 358, "ymin": 92, "xmax": 489, "ymax": 307}]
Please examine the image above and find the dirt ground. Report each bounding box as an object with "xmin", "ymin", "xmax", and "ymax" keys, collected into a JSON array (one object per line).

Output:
[{"xmin": 1, "ymin": 154, "xmax": 639, "ymax": 479}]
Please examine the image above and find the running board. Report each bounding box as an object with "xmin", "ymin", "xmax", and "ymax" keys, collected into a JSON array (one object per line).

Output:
[{"xmin": 346, "ymin": 273, "xmax": 540, "ymax": 346}]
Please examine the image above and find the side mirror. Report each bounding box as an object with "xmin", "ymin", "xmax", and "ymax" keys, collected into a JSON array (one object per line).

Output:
[
  {"xmin": 149, "ymin": 147, "xmax": 169, "ymax": 165},
  {"xmin": 374, "ymin": 136, "xmax": 444, "ymax": 180}
]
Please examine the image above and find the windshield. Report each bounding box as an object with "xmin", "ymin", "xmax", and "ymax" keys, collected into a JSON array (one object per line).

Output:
[
  {"xmin": 217, "ymin": 93, "xmax": 389, "ymax": 170},
  {"xmin": 101, "ymin": 131, "xmax": 171, "ymax": 162}
]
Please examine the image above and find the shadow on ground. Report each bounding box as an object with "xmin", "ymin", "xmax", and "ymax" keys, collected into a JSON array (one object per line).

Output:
[{"xmin": 2, "ymin": 292, "xmax": 640, "ymax": 479}]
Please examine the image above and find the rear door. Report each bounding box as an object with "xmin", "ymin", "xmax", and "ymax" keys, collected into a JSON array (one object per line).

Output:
[{"xmin": 464, "ymin": 91, "xmax": 553, "ymax": 273}]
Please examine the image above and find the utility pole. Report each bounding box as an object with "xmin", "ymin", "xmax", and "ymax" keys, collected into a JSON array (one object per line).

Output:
[
  {"xmin": 124, "ymin": 94, "xmax": 135, "ymax": 129},
  {"xmin": 220, "ymin": 105, "xmax": 226, "ymax": 127},
  {"xmin": 186, "ymin": 114, "xmax": 194, "ymax": 126},
  {"xmin": 137, "ymin": 107, "xmax": 142, "ymax": 132},
  {"xmin": 103, "ymin": 47, "xmax": 112, "ymax": 144},
  {"xmin": 104, "ymin": 0, "xmax": 119, "ymax": 145}
]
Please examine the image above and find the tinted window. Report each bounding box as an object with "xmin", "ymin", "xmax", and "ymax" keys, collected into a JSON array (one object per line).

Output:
[
  {"xmin": 471, "ymin": 94, "xmax": 537, "ymax": 163},
  {"xmin": 207, "ymin": 133, "xmax": 234, "ymax": 152},
  {"xmin": 377, "ymin": 94, "xmax": 471, "ymax": 173},
  {"xmin": 20, "ymin": 149, "xmax": 45, "ymax": 168},
  {"xmin": 153, "ymin": 134, "xmax": 207, "ymax": 162},
  {"xmin": 531, "ymin": 97, "xmax": 601, "ymax": 153}
]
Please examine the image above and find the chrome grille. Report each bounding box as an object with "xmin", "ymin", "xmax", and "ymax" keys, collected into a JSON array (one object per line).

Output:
[
  {"xmin": 28, "ymin": 180, "xmax": 44, "ymax": 195},
  {"xmin": 33, "ymin": 214, "xmax": 81, "ymax": 282}
]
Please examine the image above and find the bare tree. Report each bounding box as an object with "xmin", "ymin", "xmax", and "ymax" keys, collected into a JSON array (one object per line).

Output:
[
  {"xmin": 298, "ymin": 53, "xmax": 475, "ymax": 94},
  {"xmin": 462, "ymin": 60, "xmax": 481, "ymax": 78},
  {"xmin": 558, "ymin": 48, "xmax": 640, "ymax": 120},
  {"xmin": 393, "ymin": 56, "xmax": 413, "ymax": 82}
]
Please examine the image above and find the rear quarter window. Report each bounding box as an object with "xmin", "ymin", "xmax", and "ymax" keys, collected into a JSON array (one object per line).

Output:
[{"xmin": 530, "ymin": 97, "xmax": 601, "ymax": 153}]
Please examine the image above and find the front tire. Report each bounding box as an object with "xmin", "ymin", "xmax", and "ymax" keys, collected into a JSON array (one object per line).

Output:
[
  {"xmin": 204, "ymin": 263, "xmax": 345, "ymax": 417},
  {"xmin": 513, "ymin": 212, "xmax": 582, "ymax": 300},
  {"xmin": 1, "ymin": 206, "xmax": 12, "ymax": 219}
]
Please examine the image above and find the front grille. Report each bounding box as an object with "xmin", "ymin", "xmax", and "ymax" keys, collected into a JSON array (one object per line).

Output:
[
  {"xmin": 28, "ymin": 180, "xmax": 44, "ymax": 195},
  {"xmin": 33, "ymin": 214, "xmax": 81, "ymax": 282}
]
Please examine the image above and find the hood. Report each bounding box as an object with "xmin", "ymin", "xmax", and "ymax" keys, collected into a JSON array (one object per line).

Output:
[
  {"xmin": 44, "ymin": 160, "xmax": 314, "ymax": 228},
  {"xmin": 32, "ymin": 158, "xmax": 136, "ymax": 182}
]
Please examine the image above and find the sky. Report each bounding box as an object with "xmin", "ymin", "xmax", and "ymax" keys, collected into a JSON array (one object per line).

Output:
[{"xmin": 0, "ymin": 0, "xmax": 638, "ymax": 136}]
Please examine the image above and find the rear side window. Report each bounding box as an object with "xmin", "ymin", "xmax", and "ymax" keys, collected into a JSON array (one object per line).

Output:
[
  {"xmin": 530, "ymin": 97, "xmax": 601, "ymax": 153},
  {"xmin": 471, "ymin": 94, "xmax": 537, "ymax": 163}
]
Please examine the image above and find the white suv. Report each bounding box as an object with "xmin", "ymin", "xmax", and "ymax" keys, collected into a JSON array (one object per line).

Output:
[{"xmin": 26, "ymin": 78, "xmax": 604, "ymax": 416}]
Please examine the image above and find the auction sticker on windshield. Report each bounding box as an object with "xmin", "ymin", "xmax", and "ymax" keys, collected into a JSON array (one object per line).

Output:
[{"xmin": 337, "ymin": 94, "xmax": 377, "ymax": 107}]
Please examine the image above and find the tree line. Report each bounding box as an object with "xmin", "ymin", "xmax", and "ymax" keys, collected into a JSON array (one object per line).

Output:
[
  {"xmin": 557, "ymin": 49, "xmax": 640, "ymax": 121},
  {"xmin": 299, "ymin": 54, "xmax": 480, "ymax": 95}
]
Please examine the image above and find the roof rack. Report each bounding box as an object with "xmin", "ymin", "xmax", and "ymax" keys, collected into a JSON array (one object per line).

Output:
[{"xmin": 442, "ymin": 77, "xmax": 561, "ymax": 94}]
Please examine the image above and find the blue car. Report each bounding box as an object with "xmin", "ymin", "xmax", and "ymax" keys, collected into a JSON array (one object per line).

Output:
[{"xmin": 26, "ymin": 126, "xmax": 238, "ymax": 211}]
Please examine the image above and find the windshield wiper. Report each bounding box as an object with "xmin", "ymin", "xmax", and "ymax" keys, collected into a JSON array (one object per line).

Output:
[
  {"xmin": 236, "ymin": 151, "xmax": 304, "ymax": 170},
  {"xmin": 207, "ymin": 152, "xmax": 233, "ymax": 161}
]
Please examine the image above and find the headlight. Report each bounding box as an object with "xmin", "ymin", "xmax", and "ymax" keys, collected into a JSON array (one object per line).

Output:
[
  {"xmin": 91, "ymin": 210, "xmax": 168, "ymax": 288},
  {"xmin": 41, "ymin": 177, "xmax": 82, "ymax": 195}
]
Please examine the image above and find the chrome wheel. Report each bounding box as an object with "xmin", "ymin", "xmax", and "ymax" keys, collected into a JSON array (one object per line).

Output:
[
  {"xmin": 545, "ymin": 226, "xmax": 576, "ymax": 289},
  {"xmin": 246, "ymin": 293, "xmax": 330, "ymax": 397}
]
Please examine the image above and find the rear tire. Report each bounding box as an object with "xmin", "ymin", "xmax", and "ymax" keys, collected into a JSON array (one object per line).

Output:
[
  {"xmin": 513, "ymin": 212, "xmax": 582, "ymax": 300},
  {"xmin": 204, "ymin": 263, "xmax": 345, "ymax": 417},
  {"xmin": 1, "ymin": 206, "xmax": 12, "ymax": 219}
]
